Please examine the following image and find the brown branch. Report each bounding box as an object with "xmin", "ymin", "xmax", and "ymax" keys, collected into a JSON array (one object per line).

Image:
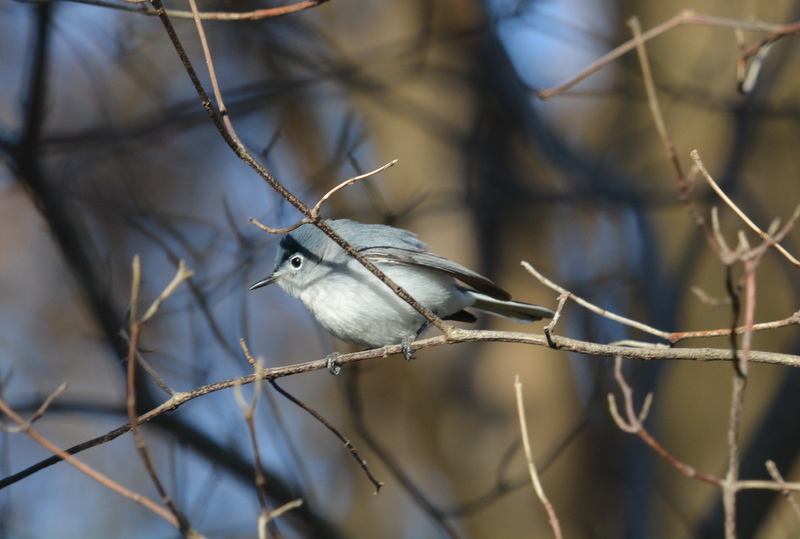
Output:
[
  {"xmin": 128, "ymin": 256, "xmax": 195, "ymax": 535},
  {"xmin": 537, "ymin": 10, "xmax": 797, "ymax": 100},
  {"xmin": 627, "ymin": 17, "xmax": 718, "ymax": 251},
  {"xmin": 608, "ymin": 357, "xmax": 722, "ymax": 487},
  {"xmin": 269, "ymin": 380, "xmax": 384, "ymax": 494},
  {"xmin": 765, "ymin": 461, "xmax": 800, "ymax": 521},
  {"xmin": 18, "ymin": 0, "xmax": 331, "ymax": 18},
  {"xmin": 524, "ymin": 261, "xmax": 800, "ymax": 345},
  {"xmin": 691, "ymin": 150, "xmax": 800, "ymax": 267},
  {"xmin": 522, "ymin": 262, "xmax": 670, "ymax": 340},
  {"xmin": 0, "ymin": 396, "xmax": 181, "ymax": 528},
  {"xmin": 543, "ymin": 293, "xmax": 569, "ymax": 348},
  {"xmin": 232, "ymin": 362, "xmax": 279, "ymax": 538},
  {"xmin": 4, "ymin": 324, "xmax": 800, "ymax": 491}
]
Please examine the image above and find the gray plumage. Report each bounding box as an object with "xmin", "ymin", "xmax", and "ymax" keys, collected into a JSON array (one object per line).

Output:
[{"xmin": 250, "ymin": 219, "xmax": 554, "ymax": 349}]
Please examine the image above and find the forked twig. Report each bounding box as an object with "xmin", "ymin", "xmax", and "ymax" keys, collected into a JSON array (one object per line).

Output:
[
  {"xmin": 627, "ymin": 16, "xmax": 718, "ymax": 252},
  {"xmin": 765, "ymin": 460, "xmax": 800, "ymax": 521},
  {"xmin": 523, "ymin": 261, "xmax": 800, "ymax": 345},
  {"xmin": 128, "ymin": 256, "xmax": 196, "ymax": 534},
  {"xmin": 522, "ymin": 261, "xmax": 670, "ymax": 340},
  {"xmin": 311, "ymin": 160, "xmax": 397, "ymax": 216},
  {"xmin": 691, "ymin": 150, "xmax": 800, "ymax": 267},
  {"xmin": 233, "ymin": 359, "xmax": 281, "ymax": 538},
  {"xmin": 538, "ymin": 10, "xmax": 798, "ymax": 100},
  {"xmin": 608, "ymin": 357, "xmax": 722, "ymax": 486}
]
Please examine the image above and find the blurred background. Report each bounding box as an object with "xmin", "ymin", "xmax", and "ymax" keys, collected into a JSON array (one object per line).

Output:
[{"xmin": 2, "ymin": 0, "xmax": 800, "ymax": 536}]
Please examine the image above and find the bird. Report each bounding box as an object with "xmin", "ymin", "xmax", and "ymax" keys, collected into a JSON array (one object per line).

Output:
[{"xmin": 250, "ymin": 219, "xmax": 553, "ymax": 370}]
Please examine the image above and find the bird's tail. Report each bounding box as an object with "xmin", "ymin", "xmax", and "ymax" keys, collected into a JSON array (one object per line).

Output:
[{"xmin": 469, "ymin": 292, "xmax": 555, "ymax": 323}]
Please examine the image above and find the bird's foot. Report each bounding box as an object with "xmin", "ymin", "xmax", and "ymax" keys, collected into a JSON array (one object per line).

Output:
[
  {"xmin": 325, "ymin": 352, "xmax": 342, "ymax": 375},
  {"xmin": 401, "ymin": 336, "xmax": 416, "ymax": 361}
]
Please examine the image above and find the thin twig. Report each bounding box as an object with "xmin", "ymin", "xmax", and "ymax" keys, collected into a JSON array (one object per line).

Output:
[
  {"xmin": 543, "ymin": 293, "xmax": 569, "ymax": 348},
  {"xmin": 249, "ymin": 217, "xmax": 312, "ymax": 235},
  {"xmin": 269, "ymin": 380, "xmax": 383, "ymax": 493},
  {"xmin": 267, "ymin": 499, "xmax": 304, "ymax": 519},
  {"xmin": 537, "ymin": 10, "xmax": 796, "ymax": 100},
  {"xmin": 523, "ymin": 261, "xmax": 800, "ymax": 345},
  {"xmin": 118, "ymin": 330, "xmax": 176, "ymax": 396},
  {"xmin": 691, "ymin": 150, "xmax": 800, "ymax": 267},
  {"xmin": 140, "ymin": 259, "xmax": 195, "ymax": 324},
  {"xmin": 627, "ymin": 16, "xmax": 718, "ymax": 253},
  {"xmin": 608, "ymin": 357, "xmax": 722, "ymax": 486},
  {"xmin": 0, "ymin": 396, "xmax": 180, "ymax": 528},
  {"xmin": 514, "ymin": 376, "xmax": 562, "ymax": 539},
  {"xmin": 184, "ymin": 0, "xmax": 242, "ymax": 147},
  {"xmin": 128, "ymin": 256, "xmax": 194, "ymax": 534},
  {"xmin": 233, "ymin": 360, "xmax": 279, "ymax": 538},
  {"xmin": 522, "ymin": 262, "xmax": 670, "ymax": 339},
  {"xmin": 1, "ymin": 383, "xmax": 67, "ymax": 434},
  {"xmin": 765, "ymin": 461, "xmax": 800, "ymax": 521},
  {"xmin": 27, "ymin": 383, "xmax": 67, "ymax": 426},
  {"xmin": 22, "ymin": 0, "xmax": 331, "ymax": 17},
  {"xmin": 311, "ymin": 160, "xmax": 397, "ymax": 216}
]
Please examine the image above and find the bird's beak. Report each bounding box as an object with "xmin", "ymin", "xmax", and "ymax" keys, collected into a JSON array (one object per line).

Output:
[{"xmin": 249, "ymin": 273, "xmax": 283, "ymax": 290}]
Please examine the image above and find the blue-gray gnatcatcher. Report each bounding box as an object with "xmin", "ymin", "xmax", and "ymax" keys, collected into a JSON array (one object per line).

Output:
[{"xmin": 250, "ymin": 219, "xmax": 554, "ymax": 365}]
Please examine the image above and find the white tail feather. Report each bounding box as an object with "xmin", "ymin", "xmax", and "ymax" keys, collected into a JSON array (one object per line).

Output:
[{"xmin": 469, "ymin": 292, "xmax": 555, "ymax": 323}]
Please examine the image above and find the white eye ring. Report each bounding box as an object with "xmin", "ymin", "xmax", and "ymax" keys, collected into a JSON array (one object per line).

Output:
[{"xmin": 290, "ymin": 255, "xmax": 303, "ymax": 269}]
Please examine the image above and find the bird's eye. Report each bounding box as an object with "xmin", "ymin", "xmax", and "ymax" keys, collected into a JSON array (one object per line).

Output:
[{"xmin": 290, "ymin": 256, "xmax": 303, "ymax": 269}]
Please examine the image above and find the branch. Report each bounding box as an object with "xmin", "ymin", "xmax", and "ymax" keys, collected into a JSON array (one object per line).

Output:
[
  {"xmin": 691, "ymin": 150, "xmax": 800, "ymax": 267},
  {"xmin": 515, "ymin": 376, "xmax": 562, "ymax": 539},
  {"xmin": 0, "ymin": 395, "xmax": 181, "ymax": 529},
  {"xmin": 537, "ymin": 10, "xmax": 798, "ymax": 100}
]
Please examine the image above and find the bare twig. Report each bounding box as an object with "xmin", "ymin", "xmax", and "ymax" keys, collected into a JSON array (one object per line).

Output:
[
  {"xmin": 118, "ymin": 330, "xmax": 176, "ymax": 396},
  {"xmin": 514, "ymin": 376, "xmax": 562, "ymax": 539},
  {"xmin": 240, "ymin": 338, "xmax": 258, "ymax": 368},
  {"xmin": 249, "ymin": 217, "xmax": 312, "ymax": 235},
  {"xmin": 233, "ymin": 360, "xmax": 280, "ymax": 539},
  {"xmin": 20, "ymin": 0, "xmax": 331, "ymax": 17},
  {"xmin": 140, "ymin": 259, "xmax": 195, "ymax": 324},
  {"xmin": 543, "ymin": 293, "xmax": 569, "ymax": 348},
  {"xmin": 149, "ymin": 0, "xmax": 447, "ymax": 336},
  {"xmin": 128, "ymin": 256, "xmax": 194, "ymax": 535},
  {"xmin": 267, "ymin": 499, "xmax": 304, "ymax": 519},
  {"xmin": 248, "ymin": 160, "xmax": 398, "ymax": 234},
  {"xmin": 538, "ymin": 10, "xmax": 798, "ymax": 100},
  {"xmin": 311, "ymin": 160, "xmax": 397, "ymax": 216},
  {"xmin": 0, "ymin": 396, "xmax": 181, "ymax": 528},
  {"xmin": 736, "ymin": 479, "xmax": 800, "ymax": 492},
  {"xmin": 27, "ymin": 383, "xmax": 67, "ymax": 426},
  {"xmin": 5, "ymin": 326, "xmax": 800, "ymax": 492},
  {"xmin": 690, "ymin": 286, "xmax": 733, "ymax": 306},
  {"xmin": 627, "ymin": 16, "xmax": 718, "ymax": 251},
  {"xmin": 765, "ymin": 460, "xmax": 800, "ymax": 521},
  {"xmin": 1, "ymin": 384, "xmax": 67, "ymax": 433},
  {"xmin": 691, "ymin": 150, "xmax": 800, "ymax": 267},
  {"xmin": 522, "ymin": 261, "xmax": 670, "ymax": 339},
  {"xmin": 269, "ymin": 380, "xmax": 384, "ymax": 493},
  {"xmin": 608, "ymin": 357, "xmax": 722, "ymax": 486},
  {"xmin": 524, "ymin": 261, "xmax": 800, "ymax": 345}
]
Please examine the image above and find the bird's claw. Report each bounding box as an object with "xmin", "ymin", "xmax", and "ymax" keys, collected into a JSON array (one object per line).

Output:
[
  {"xmin": 401, "ymin": 337, "xmax": 416, "ymax": 361},
  {"xmin": 325, "ymin": 352, "xmax": 342, "ymax": 375}
]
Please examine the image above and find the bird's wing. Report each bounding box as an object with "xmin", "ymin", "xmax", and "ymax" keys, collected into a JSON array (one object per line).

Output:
[{"xmin": 360, "ymin": 247, "xmax": 511, "ymax": 301}]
